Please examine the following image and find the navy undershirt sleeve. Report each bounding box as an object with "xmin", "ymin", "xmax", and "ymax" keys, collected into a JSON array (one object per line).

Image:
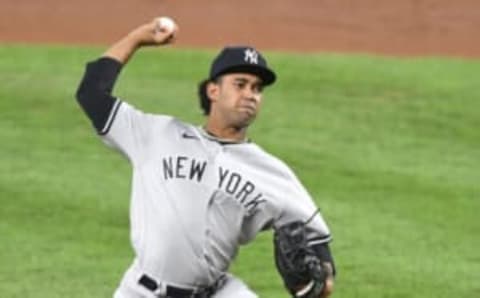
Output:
[{"xmin": 75, "ymin": 57, "xmax": 123, "ymax": 132}]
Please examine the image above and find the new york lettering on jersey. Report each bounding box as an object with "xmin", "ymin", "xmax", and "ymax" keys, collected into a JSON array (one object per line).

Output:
[{"xmin": 160, "ymin": 154, "xmax": 267, "ymax": 214}]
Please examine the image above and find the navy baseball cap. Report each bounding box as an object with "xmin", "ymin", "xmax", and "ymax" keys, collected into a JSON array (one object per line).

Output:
[{"xmin": 209, "ymin": 46, "xmax": 276, "ymax": 86}]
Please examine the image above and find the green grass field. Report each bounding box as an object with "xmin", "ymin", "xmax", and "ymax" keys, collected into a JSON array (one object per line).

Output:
[{"xmin": 0, "ymin": 44, "xmax": 479, "ymax": 298}]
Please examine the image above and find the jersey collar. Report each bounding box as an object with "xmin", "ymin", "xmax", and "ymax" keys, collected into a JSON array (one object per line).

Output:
[{"xmin": 197, "ymin": 126, "xmax": 251, "ymax": 145}]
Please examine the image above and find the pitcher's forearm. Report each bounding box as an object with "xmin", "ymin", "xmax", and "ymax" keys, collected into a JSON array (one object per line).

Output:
[
  {"xmin": 102, "ymin": 19, "xmax": 177, "ymax": 64},
  {"xmin": 102, "ymin": 33, "xmax": 141, "ymax": 65}
]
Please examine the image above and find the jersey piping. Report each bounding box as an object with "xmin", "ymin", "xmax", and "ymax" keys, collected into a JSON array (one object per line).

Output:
[
  {"xmin": 308, "ymin": 235, "xmax": 333, "ymax": 246},
  {"xmin": 100, "ymin": 98, "xmax": 122, "ymax": 135}
]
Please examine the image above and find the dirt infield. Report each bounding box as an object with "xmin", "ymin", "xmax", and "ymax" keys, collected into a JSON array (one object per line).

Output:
[{"xmin": 1, "ymin": 0, "xmax": 480, "ymax": 57}]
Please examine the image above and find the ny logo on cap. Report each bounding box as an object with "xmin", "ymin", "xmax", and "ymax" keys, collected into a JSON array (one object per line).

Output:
[{"xmin": 244, "ymin": 48, "xmax": 259, "ymax": 64}]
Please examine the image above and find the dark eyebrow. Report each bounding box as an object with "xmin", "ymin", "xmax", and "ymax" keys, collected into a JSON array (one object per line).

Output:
[{"xmin": 233, "ymin": 77, "xmax": 262, "ymax": 85}]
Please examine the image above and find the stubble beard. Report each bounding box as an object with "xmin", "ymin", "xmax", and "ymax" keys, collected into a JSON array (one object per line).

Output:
[{"xmin": 231, "ymin": 110, "xmax": 257, "ymax": 131}]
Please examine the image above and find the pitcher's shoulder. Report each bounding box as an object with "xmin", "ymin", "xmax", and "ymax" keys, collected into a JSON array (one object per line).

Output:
[{"xmin": 244, "ymin": 143, "xmax": 296, "ymax": 178}]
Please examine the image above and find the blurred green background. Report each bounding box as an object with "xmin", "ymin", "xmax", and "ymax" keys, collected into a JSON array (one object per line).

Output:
[{"xmin": 0, "ymin": 45, "xmax": 479, "ymax": 297}]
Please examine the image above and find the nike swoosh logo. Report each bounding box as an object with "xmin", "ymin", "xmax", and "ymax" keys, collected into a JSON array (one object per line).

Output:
[{"xmin": 181, "ymin": 132, "xmax": 199, "ymax": 140}]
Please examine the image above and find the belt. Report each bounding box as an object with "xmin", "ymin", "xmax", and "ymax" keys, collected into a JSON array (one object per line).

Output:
[{"xmin": 138, "ymin": 274, "xmax": 221, "ymax": 298}]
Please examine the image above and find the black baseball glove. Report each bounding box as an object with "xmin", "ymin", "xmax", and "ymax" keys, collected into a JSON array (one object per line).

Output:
[{"xmin": 274, "ymin": 221, "xmax": 329, "ymax": 298}]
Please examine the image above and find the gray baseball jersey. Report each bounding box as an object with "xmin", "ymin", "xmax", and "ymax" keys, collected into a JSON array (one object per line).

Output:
[{"xmin": 102, "ymin": 99, "xmax": 332, "ymax": 288}]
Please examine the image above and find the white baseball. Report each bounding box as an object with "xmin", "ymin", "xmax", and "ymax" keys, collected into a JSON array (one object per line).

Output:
[{"xmin": 156, "ymin": 16, "xmax": 176, "ymax": 34}]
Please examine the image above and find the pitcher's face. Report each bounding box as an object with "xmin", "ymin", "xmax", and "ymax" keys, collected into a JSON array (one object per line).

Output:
[{"xmin": 208, "ymin": 73, "xmax": 264, "ymax": 129}]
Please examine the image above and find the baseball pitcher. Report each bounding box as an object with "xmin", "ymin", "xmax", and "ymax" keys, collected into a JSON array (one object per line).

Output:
[{"xmin": 75, "ymin": 17, "xmax": 336, "ymax": 298}]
